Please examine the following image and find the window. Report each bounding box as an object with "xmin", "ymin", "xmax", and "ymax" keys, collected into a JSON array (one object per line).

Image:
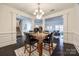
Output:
[{"xmin": 55, "ymin": 25, "xmax": 63, "ymax": 32}]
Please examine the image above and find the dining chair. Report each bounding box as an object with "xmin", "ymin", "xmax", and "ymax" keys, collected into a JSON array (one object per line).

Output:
[
  {"xmin": 43, "ymin": 32, "xmax": 54, "ymax": 55},
  {"xmin": 39, "ymin": 26, "xmax": 43, "ymax": 33},
  {"xmin": 54, "ymin": 30, "xmax": 60, "ymax": 36},
  {"xmin": 24, "ymin": 33, "xmax": 38, "ymax": 56},
  {"xmin": 34, "ymin": 27, "xmax": 39, "ymax": 33}
]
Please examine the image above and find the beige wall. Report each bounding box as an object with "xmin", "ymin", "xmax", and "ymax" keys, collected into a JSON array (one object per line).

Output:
[
  {"xmin": 74, "ymin": 4, "xmax": 79, "ymax": 34},
  {"xmin": 0, "ymin": 5, "xmax": 31, "ymax": 47}
]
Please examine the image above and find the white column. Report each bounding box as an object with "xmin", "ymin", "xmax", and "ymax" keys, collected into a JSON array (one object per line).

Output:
[
  {"xmin": 42, "ymin": 18, "xmax": 45, "ymax": 31},
  {"xmin": 32, "ymin": 17, "xmax": 35, "ymax": 30}
]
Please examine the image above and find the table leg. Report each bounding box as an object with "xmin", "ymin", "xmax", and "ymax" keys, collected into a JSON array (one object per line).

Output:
[
  {"xmin": 24, "ymin": 44, "xmax": 27, "ymax": 53},
  {"xmin": 37, "ymin": 42, "xmax": 43, "ymax": 56}
]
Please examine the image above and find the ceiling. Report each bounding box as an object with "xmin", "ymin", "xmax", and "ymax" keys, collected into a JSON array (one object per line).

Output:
[{"xmin": 3, "ymin": 3, "xmax": 75, "ymax": 17}]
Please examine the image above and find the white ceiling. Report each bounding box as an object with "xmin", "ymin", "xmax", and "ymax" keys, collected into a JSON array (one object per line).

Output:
[{"xmin": 4, "ymin": 3, "xmax": 75, "ymax": 17}]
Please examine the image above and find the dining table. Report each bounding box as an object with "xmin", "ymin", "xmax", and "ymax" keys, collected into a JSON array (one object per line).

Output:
[{"xmin": 30, "ymin": 32, "xmax": 48, "ymax": 56}]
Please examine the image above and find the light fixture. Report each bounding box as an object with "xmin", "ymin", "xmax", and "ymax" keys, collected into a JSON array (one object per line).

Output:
[{"xmin": 33, "ymin": 3, "xmax": 44, "ymax": 19}]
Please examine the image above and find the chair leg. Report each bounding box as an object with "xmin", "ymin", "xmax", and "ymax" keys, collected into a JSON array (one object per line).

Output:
[
  {"xmin": 51, "ymin": 42, "xmax": 53, "ymax": 52},
  {"xmin": 44, "ymin": 43, "xmax": 45, "ymax": 48},
  {"xmin": 24, "ymin": 44, "xmax": 27, "ymax": 53},
  {"xmin": 48, "ymin": 44, "xmax": 51, "ymax": 55},
  {"xmin": 29, "ymin": 44, "xmax": 31, "ymax": 56}
]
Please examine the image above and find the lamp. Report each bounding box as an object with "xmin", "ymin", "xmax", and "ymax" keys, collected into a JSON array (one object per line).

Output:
[{"xmin": 33, "ymin": 3, "xmax": 44, "ymax": 19}]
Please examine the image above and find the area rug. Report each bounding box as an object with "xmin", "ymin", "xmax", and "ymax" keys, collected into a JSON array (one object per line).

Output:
[{"xmin": 14, "ymin": 43, "xmax": 57, "ymax": 56}]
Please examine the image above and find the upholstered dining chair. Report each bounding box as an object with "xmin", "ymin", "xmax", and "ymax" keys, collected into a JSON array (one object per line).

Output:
[
  {"xmin": 24, "ymin": 33, "xmax": 38, "ymax": 56},
  {"xmin": 39, "ymin": 26, "xmax": 43, "ymax": 33},
  {"xmin": 34, "ymin": 27, "xmax": 39, "ymax": 33},
  {"xmin": 43, "ymin": 32, "xmax": 54, "ymax": 55}
]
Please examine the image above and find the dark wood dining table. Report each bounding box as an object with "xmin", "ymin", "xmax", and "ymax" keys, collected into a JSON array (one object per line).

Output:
[{"xmin": 31, "ymin": 32, "xmax": 48, "ymax": 56}]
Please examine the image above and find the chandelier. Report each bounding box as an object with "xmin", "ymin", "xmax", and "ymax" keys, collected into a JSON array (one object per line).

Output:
[{"xmin": 33, "ymin": 3, "xmax": 44, "ymax": 19}]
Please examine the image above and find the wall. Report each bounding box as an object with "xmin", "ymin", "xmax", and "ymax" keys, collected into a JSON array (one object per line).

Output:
[
  {"xmin": 0, "ymin": 5, "xmax": 31, "ymax": 47},
  {"xmin": 17, "ymin": 16, "xmax": 32, "ymax": 32},
  {"xmin": 72, "ymin": 4, "xmax": 79, "ymax": 52},
  {"xmin": 45, "ymin": 16, "xmax": 63, "ymax": 32},
  {"xmin": 34, "ymin": 19, "xmax": 43, "ymax": 27},
  {"xmin": 74, "ymin": 4, "xmax": 79, "ymax": 34}
]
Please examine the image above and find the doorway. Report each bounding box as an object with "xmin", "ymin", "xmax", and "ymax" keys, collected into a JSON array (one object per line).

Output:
[{"xmin": 45, "ymin": 16, "xmax": 64, "ymax": 55}]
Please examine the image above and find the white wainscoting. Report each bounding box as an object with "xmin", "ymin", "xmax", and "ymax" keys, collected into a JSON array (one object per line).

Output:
[
  {"xmin": 64, "ymin": 32, "xmax": 79, "ymax": 53},
  {"xmin": 0, "ymin": 33, "xmax": 16, "ymax": 47}
]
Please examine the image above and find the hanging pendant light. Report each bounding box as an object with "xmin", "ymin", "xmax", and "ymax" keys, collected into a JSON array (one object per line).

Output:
[{"xmin": 33, "ymin": 3, "xmax": 44, "ymax": 19}]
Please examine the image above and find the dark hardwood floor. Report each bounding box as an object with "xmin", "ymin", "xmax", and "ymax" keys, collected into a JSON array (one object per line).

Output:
[
  {"xmin": 64, "ymin": 43, "xmax": 79, "ymax": 56},
  {"xmin": 0, "ymin": 44, "xmax": 16, "ymax": 56},
  {"xmin": 52, "ymin": 38, "xmax": 79, "ymax": 56},
  {"xmin": 0, "ymin": 36, "xmax": 79, "ymax": 56}
]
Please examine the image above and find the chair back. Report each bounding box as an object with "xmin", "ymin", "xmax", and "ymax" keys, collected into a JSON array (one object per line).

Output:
[
  {"xmin": 39, "ymin": 26, "xmax": 43, "ymax": 33},
  {"xmin": 34, "ymin": 28, "xmax": 39, "ymax": 33},
  {"xmin": 47, "ymin": 32, "xmax": 54, "ymax": 41},
  {"xmin": 24, "ymin": 33, "xmax": 31, "ymax": 43}
]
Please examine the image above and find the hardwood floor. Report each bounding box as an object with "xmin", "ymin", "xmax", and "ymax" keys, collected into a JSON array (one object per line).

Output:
[
  {"xmin": 64, "ymin": 43, "xmax": 79, "ymax": 56},
  {"xmin": 0, "ymin": 36, "xmax": 79, "ymax": 56},
  {"xmin": 0, "ymin": 44, "xmax": 16, "ymax": 56},
  {"xmin": 52, "ymin": 38, "xmax": 79, "ymax": 56}
]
